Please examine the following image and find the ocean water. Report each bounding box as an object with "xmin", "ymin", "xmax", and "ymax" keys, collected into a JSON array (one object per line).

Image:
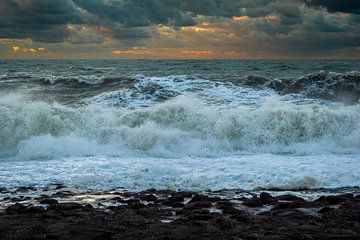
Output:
[{"xmin": 0, "ymin": 59, "xmax": 359, "ymax": 191}]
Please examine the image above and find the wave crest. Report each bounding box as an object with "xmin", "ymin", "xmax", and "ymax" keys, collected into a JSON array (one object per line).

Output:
[{"xmin": 1, "ymin": 96, "xmax": 359, "ymax": 160}]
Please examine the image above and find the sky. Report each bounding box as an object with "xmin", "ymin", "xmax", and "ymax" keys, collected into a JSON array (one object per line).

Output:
[{"xmin": 0, "ymin": 0, "xmax": 359, "ymax": 59}]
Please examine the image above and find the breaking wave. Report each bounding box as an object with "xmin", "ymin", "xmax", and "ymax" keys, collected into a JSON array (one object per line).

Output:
[
  {"xmin": 0, "ymin": 94, "xmax": 359, "ymax": 160},
  {"xmin": 244, "ymin": 71, "xmax": 360, "ymax": 103}
]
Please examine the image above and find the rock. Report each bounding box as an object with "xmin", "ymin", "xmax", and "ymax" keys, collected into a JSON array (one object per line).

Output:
[
  {"xmin": 275, "ymin": 194, "xmax": 306, "ymax": 202},
  {"xmin": 260, "ymin": 192, "xmax": 277, "ymax": 205},
  {"xmin": 6, "ymin": 203, "xmax": 26, "ymax": 214},
  {"xmin": 172, "ymin": 192, "xmax": 194, "ymax": 199},
  {"xmin": 222, "ymin": 207, "xmax": 244, "ymax": 216},
  {"xmin": 111, "ymin": 197, "xmax": 124, "ymax": 202},
  {"xmin": 242, "ymin": 197, "xmax": 263, "ymax": 207},
  {"xmin": 215, "ymin": 200, "xmax": 233, "ymax": 209},
  {"xmin": 52, "ymin": 190, "xmax": 74, "ymax": 198},
  {"xmin": 126, "ymin": 199, "xmax": 144, "ymax": 210},
  {"xmin": 25, "ymin": 206, "xmax": 45, "ymax": 214},
  {"xmin": 315, "ymin": 194, "xmax": 353, "ymax": 205},
  {"xmin": 190, "ymin": 201, "xmax": 212, "ymax": 208},
  {"xmin": 190, "ymin": 194, "xmax": 209, "ymax": 203},
  {"xmin": 318, "ymin": 207, "xmax": 334, "ymax": 213},
  {"xmin": 171, "ymin": 202, "xmax": 185, "ymax": 208},
  {"xmin": 39, "ymin": 199, "xmax": 58, "ymax": 205},
  {"xmin": 140, "ymin": 194, "xmax": 158, "ymax": 202},
  {"xmin": 187, "ymin": 209, "xmax": 213, "ymax": 221},
  {"xmin": 54, "ymin": 202, "xmax": 83, "ymax": 211}
]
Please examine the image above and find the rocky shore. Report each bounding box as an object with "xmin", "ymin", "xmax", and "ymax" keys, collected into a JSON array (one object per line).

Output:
[{"xmin": 1, "ymin": 185, "xmax": 360, "ymax": 239}]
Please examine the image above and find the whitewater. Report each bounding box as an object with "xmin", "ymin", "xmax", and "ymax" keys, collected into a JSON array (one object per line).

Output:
[{"xmin": 0, "ymin": 60, "xmax": 359, "ymax": 191}]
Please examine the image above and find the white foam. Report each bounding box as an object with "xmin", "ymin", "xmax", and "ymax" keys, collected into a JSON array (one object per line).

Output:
[
  {"xmin": 1, "ymin": 95, "xmax": 359, "ymax": 160},
  {"xmin": 1, "ymin": 154, "xmax": 359, "ymax": 191}
]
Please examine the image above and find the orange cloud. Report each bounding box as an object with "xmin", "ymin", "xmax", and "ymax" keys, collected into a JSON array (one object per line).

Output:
[
  {"xmin": 233, "ymin": 16, "xmax": 250, "ymax": 22},
  {"xmin": 10, "ymin": 46, "xmax": 48, "ymax": 54},
  {"xmin": 27, "ymin": 48, "xmax": 36, "ymax": 53},
  {"xmin": 112, "ymin": 47, "xmax": 154, "ymax": 56},
  {"xmin": 11, "ymin": 46, "xmax": 20, "ymax": 52},
  {"xmin": 180, "ymin": 50, "xmax": 212, "ymax": 57},
  {"xmin": 112, "ymin": 47, "xmax": 213, "ymax": 58},
  {"xmin": 265, "ymin": 15, "xmax": 279, "ymax": 21}
]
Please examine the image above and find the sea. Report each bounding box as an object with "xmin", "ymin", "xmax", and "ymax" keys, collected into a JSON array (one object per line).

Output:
[{"xmin": 0, "ymin": 59, "xmax": 359, "ymax": 192}]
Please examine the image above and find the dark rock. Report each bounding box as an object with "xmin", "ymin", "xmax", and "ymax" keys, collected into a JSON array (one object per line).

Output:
[
  {"xmin": 52, "ymin": 190, "xmax": 74, "ymax": 198},
  {"xmin": 39, "ymin": 199, "xmax": 58, "ymax": 205},
  {"xmin": 189, "ymin": 194, "xmax": 209, "ymax": 203},
  {"xmin": 315, "ymin": 194, "xmax": 353, "ymax": 205},
  {"xmin": 84, "ymin": 204, "xmax": 94, "ymax": 209},
  {"xmin": 6, "ymin": 203, "xmax": 26, "ymax": 214},
  {"xmin": 111, "ymin": 197, "xmax": 124, "ymax": 202},
  {"xmin": 242, "ymin": 197, "xmax": 263, "ymax": 207},
  {"xmin": 126, "ymin": 199, "xmax": 144, "ymax": 210},
  {"xmin": 215, "ymin": 200, "xmax": 233, "ymax": 209},
  {"xmin": 140, "ymin": 194, "xmax": 157, "ymax": 202},
  {"xmin": 187, "ymin": 209, "xmax": 213, "ymax": 221},
  {"xmin": 171, "ymin": 202, "xmax": 185, "ymax": 208},
  {"xmin": 25, "ymin": 206, "xmax": 45, "ymax": 214},
  {"xmin": 318, "ymin": 207, "xmax": 334, "ymax": 213},
  {"xmin": 222, "ymin": 207, "xmax": 245, "ymax": 216},
  {"xmin": 275, "ymin": 194, "xmax": 306, "ymax": 202},
  {"xmin": 54, "ymin": 202, "xmax": 83, "ymax": 211},
  {"xmin": 172, "ymin": 192, "xmax": 194, "ymax": 199},
  {"xmin": 260, "ymin": 192, "xmax": 277, "ymax": 205}
]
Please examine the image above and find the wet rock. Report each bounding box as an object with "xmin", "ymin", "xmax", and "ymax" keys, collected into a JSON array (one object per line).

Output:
[
  {"xmin": 171, "ymin": 202, "xmax": 185, "ymax": 208},
  {"xmin": 260, "ymin": 192, "xmax": 277, "ymax": 205},
  {"xmin": 318, "ymin": 207, "xmax": 334, "ymax": 213},
  {"xmin": 111, "ymin": 197, "xmax": 124, "ymax": 202},
  {"xmin": 215, "ymin": 200, "xmax": 233, "ymax": 209},
  {"xmin": 222, "ymin": 206, "xmax": 244, "ymax": 216},
  {"xmin": 39, "ymin": 199, "xmax": 58, "ymax": 205},
  {"xmin": 190, "ymin": 194, "xmax": 210, "ymax": 203},
  {"xmin": 231, "ymin": 212, "xmax": 251, "ymax": 223},
  {"xmin": 172, "ymin": 192, "xmax": 194, "ymax": 199},
  {"xmin": 25, "ymin": 206, "xmax": 45, "ymax": 214},
  {"xmin": 52, "ymin": 190, "xmax": 75, "ymax": 198},
  {"xmin": 126, "ymin": 199, "xmax": 145, "ymax": 210},
  {"xmin": 275, "ymin": 194, "xmax": 306, "ymax": 202},
  {"xmin": 6, "ymin": 203, "xmax": 26, "ymax": 214},
  {"xmin": 242, "ymin": 197, "xmax": 263, "ymax": 207},
  {"xmin": 54, "ymin": 202, "xmax": 83, "ymax": 211},
  {"xmin": 315, "ymin": 194, "xmax": 353, "ymax": 205},
  {"xmin": 140, "ymin": 194, "xmax": 158, "ymax": 202}
]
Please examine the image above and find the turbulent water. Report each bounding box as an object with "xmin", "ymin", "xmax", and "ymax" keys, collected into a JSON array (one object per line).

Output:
[{"xmin": 0, "ymin": 60, "xmax": 360, "ymax": 191}]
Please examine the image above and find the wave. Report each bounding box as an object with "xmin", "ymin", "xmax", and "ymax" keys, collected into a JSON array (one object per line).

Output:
[
  {"xmin": 0, "ymin": 95, "xmax": 359, "ymax": 160},
  {"xmin": 85, "ymin": 75, "xmax": 275, "ymax": 108},
  {"xmin": 244, "ymin": 71, "xmax": 360, "ymax": 103}
]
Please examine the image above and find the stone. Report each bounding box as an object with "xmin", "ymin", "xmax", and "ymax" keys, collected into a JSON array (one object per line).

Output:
[
  {"xmin": 242, "ymin": 197, "xmax": 263, "ymax": 207},
  {"xmin": 260, "ymin": 192, "xmax": 277, "ymax": 205}
]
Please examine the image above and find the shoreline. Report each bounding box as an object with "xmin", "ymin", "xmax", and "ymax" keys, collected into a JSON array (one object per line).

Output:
[{"xmin": 1, "ymin": 185, "xmax": 360, "ymax": 239}]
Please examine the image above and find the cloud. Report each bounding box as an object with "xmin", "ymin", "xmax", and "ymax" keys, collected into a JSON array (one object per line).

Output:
[
  {"xmin": 0, "ymin": 0, "xmax": 359, "ymax": 58},
  {"xmin": 304, "ymin": 0, "xmax": 360, "ymax": 14},
  {"xmin": 0, "ymin": 0, "xmax": 84, "ymax": 42}
]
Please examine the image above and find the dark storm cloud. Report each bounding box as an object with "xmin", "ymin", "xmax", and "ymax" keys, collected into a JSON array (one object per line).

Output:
[
  {"xmin": 304, "ymin": 0, "xmax": 360, "ymax": 14},
  {"xmin": 0, "ymin": 0, "xmax": 359, "ymax": 58},
  {"xmin": 0, "ymin": 0, "xmax": 83, "ymax": 42}
]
